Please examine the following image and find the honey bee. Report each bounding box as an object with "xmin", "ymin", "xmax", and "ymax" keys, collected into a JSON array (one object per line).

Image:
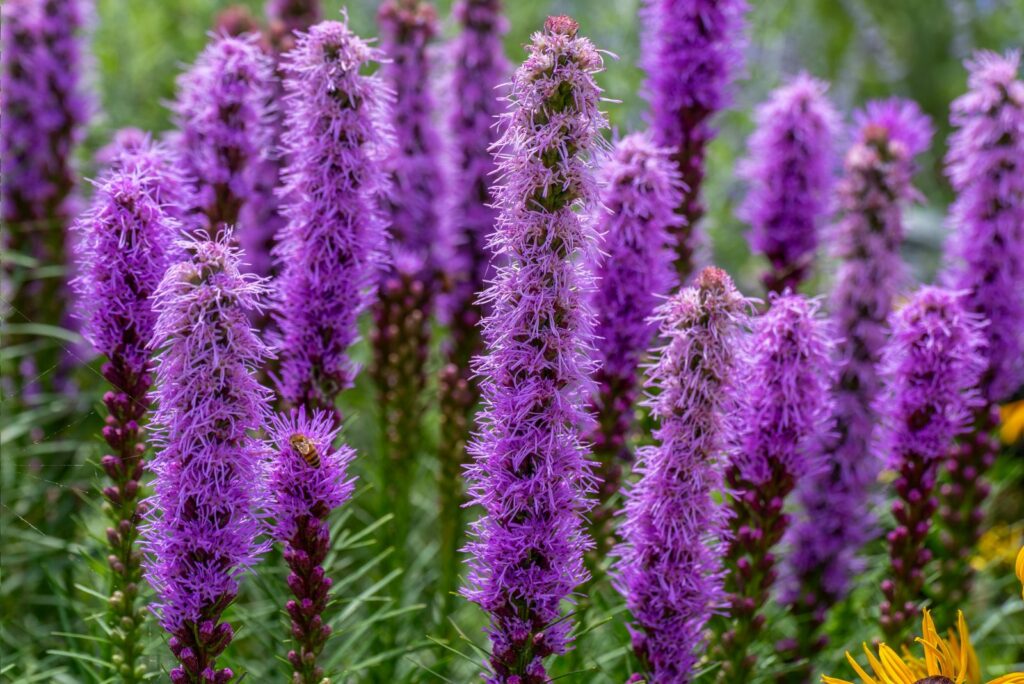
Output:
[{"xmin": 289, "ymin": 433, "xmax": 320, "ymax": 469}]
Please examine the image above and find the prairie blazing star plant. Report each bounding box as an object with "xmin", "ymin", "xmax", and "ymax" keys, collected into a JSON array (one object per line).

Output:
[
  {"xmin": 144, "ymin": 233, "xmax": 273, "ymax": 683},
  {"xmin": 614, "ymin": 267, "xmax": 749, "ymax": 684},
  {"xmin": 463, "ymin": 15, "xmax": 606, "ymax": 683}
]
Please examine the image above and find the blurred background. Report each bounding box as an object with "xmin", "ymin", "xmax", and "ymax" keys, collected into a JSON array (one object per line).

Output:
[{"xmin": 4, "ymin": 0, "xmax": 1024, "ymax": 682}]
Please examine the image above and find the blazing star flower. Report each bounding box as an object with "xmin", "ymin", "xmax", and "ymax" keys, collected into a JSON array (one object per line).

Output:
[
  {"xmin": 739, "ymin": 73, "xmax": 839, "ymax": 294},
  {"xmin": 265, "ymin": 408, "xmax": 355, "ymax": 684},
  {"xmin": 614, "ymin": 267, "xmax": 748, "ymax": 684},
  {"xmin": 275, "ymin": 19, "xmax": 393, "ymax": 421},
  {"xmin": 713, "ymin": 293, "xmax": 833, "ymax": 680},
  {"xmin": 96, "ymin": 131, "xmax": 191, "ymax": 224},
  {"xmin": 936, "ymin": 52, "xmax": 1024, "ymax": 610},
  {"xmin": 173, "ymin": 33, "xmax": 276, "ymax": 233},
  {"xmin": 639, "ymin": 0, "xmax": 749, "ymax": 278},
  {"xmin": 72, "ymin": 166, "xmax": 181, "ymax": 684},
  {"xmin": 823, "ymin": 609, "xmax": 1024, "ymax": 684},
  {"xmin": 784, "ymin": 98, "xmax": 932, "ymax": 656},
  {"xmin": 463, "ymin": 16, "xmax": 606, "ymax": 683},
  {"xmin": 437, "ymin": 0, "xmax": 509, "ymax": 619},
  {"xmin": 590, "ymin": 132, "xmax": 681, "ymax": 551},
  {"xmin": 144, "ymin": 233, "xmax": 273, "ymax": 684},
  {"xmin": 879, "ymin": 287, "xmax": 985, "ymax": 643}
]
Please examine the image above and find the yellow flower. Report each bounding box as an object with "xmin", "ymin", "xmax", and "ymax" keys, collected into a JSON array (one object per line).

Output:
[
  {"xmin": 970, "ymin": 523, "xmax": 1024, "ymax": 572},
  {"xmin": 1016, "ymin": 545, "xmax": 1024, "ymax": 600},
  {"xmin": 1000, "ymin": 399, "xmax": 1024, "ymax": 445},
  {"xmin": 822, "ymin": 609, "xmax": 1024, "ymax": 684}
]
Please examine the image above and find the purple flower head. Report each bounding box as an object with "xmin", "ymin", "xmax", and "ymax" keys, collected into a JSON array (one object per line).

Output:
[
  {"xmin": 144, "ymin": 232, "xmax": 272, "ymax": 677},
  {"xmin": 96, "ymin": 131, "xmax": 191, "ymax": 223},
  {"xmin": 1, "ymin": 0, "xmax": 90, "ymax": 227},
  {"xmin": 71, "ymin": 168, "xmax": 181, "ymax": 375},
  {"xmin": 639, "ymin": 0, "xmax": 749, "ymax": 276},
  {"xmin": 944, "ymin": 51, "xmax": 1024, "ymax": 402},
  {"xmin": 463, "ymin": 15, "xmax": 606, "ymax": 683},
  {"xmin": 265, "ymin": 408, "xmax": 355, "ymax": 542},
  {"xmin": 445, "ymin": 0, "xmax": 509, "ymax": 318},
  {"xmin": 881, "ymin": 288, "xmax": 986, "ymax": 467},
  {"xmin": 740, "ymin": 74, "xmax": 839, "ymax": 293},
  {"xmin": 275, "ymin": 19, "xmax": 393, "ymax": 420},
  {"xmin": 786, "ymin": 97, "xmax": 932, "ymax": 600},
  {"xmin": 378, "ymin": 0, "xmax": 445, "ymax": 271},
  {"xmin": 173, "ymin": 32, "xmax": 276, "ymax": 232},
  {"xmin": 614, "ymin": 267, "xmax": 749, "ymax": 683},
  {"xmin": 733, "ymin": 294, "xmax": 834, "ymax": 486}
]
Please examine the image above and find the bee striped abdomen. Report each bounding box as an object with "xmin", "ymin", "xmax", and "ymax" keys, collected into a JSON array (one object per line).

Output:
[{"xmin": 289, "ymin": 433, "xmax": 320, "ymax": 469}]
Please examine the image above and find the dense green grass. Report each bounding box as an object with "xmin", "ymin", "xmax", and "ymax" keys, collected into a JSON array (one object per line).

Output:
[{"xmin": 3, "ymin": 0, "xmax": 1024, "ymax": 682}]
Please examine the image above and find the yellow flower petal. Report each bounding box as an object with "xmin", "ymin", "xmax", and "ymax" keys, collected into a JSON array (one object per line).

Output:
[{"xmin": 1016, "ymin": 545, "xmax": 1024, "ymax": 601}]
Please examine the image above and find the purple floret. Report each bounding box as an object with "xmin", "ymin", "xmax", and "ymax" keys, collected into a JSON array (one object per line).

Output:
[
  {"xmin": 173, "ymin": 32, "xmax": 276, "ymax": 234},
  {"xmin": 639, "ymin": 0, "xmax": 749, "ymax": 277},
  {"xmin": 462, "ymin": 16, "xmax": 606, "ymax": 683},
  {"xmin": 274, "ymin": 19, "xmax": 393, "ymax": 420},
  {"xmin": 740, "ymin": 73, "xmax": 839, "ymax": 294},
  {"xmin": 144, "ymin": 233, "xmax": 273, "ymax": 682},
  {"xmin": 614, "ymin": 267, "xmax": 749, "ymax": 684},
  {"xmin": 590, "ymin": 132, "xmax": 681, "ymax": 545}
]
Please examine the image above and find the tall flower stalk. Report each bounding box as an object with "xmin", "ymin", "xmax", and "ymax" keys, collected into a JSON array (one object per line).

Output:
[
  {"xmin": 173, "ymin": 33, "xmax": 276, "ymax": 235},
  {"xmin": 739, "ymin": 74, "xmax": 838, "ymax": 295},
  {"xmin": 144, "ymin": 234, "xmax": 272, "ymax": 683},
  {"xmin": 639, "ymin": 0, "xmax": 749, "ymax": 279},
  {"xmin": 782, "ymin": 98, "xmax": 932, "ymax": 673},
  {"xmin": 72, "ymin": 162, "xmax": 180, "ymax": 683},
  {"xmin": 589, "ymin": 133, "xmax": 681, "ymax": 558},
  {"xmin": 273, "ymin": 20, "xmax": 391, "ymax": 680},
  {"xmin": 265, "ymin": 409, "xmax": 355, "ymax": 684},
  {"xmin": 463, "ymin": 16, "xmax": 606, "ymax": 682},
  {"xmin": 438, "ymin": 0, "xmax": 508, "ymax": 622},
  {"xmin": 1, "ymin": 0, "xmax": 90, "ymax": 398},
  {"xmin": 879, "ymin": 287, "xmax": 984, "ymax": 645},
  {"xmin": 711, "ymin": 294, "xmax": 833, "ymax": 683},
  {"xmin": 936, "ymin": 51, "xmax": 1024, "ymax": 613},
  {"xmin": 614, "ymin": 267, "xmax": 748, "ymax": 684}
]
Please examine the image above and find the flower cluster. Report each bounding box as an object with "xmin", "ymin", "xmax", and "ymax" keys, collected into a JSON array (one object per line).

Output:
[
  {"xmin": 740, "ymin": 73, "xmax": 839, "ymax": 294},
  {"xmin": 144, "ymin": 234, "xmax": 273, "ymax": 682},
  {"xmin": 879, "ymin": 287, "xmax": 984, "ymax": 643},
  {"xmin": 275, "ymin": 19, "xmax": 393, "ymax": 422},
  {"xmin": 714, "ymin": 293, "xmax": 833, "ymax": 681},
  {"xmin": 614, "ymin": 267, "xmax": 748, "ymax": 684},
  {"xmin": 72, "ymin": 163, "xmax": 181, "ymax": 684},
  {"xmin": 640, "ymin": 0, "xmax": 749, "ymax": 277},
  {"xmin": 785, "ymin": 98, "xmax": 933, "ymax": 650},
  {"xmin": 173, "ymin": 33, "xmax": 276, "ymax": 233},
  {"xmin": 463, "ymin": 16, "xmax": 606, "ymax": 682},
  {"xmin": 265, "ymin": 408, "xmax": 355, "ymax": 684},
  {"xmin": 589, "ymin": 132, "xmax": 681, "ymax": 552}
]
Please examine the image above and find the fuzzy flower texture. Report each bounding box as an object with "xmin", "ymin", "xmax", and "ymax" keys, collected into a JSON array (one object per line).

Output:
[
  {"xmin": 614, "ymin": 267, "xmax": 748, "ymax": 684},
  {"xmin": 144, "ymin": 234, "xmax": 272, "ymax": 683},
  {"xmin": 275, "ymin": 19, "xmax": 393, "ymax": 421},
  {"xmin": 464, "ymin": 16, "xmax": 605, "ymax": 684},
  {"xmin": 740, "ymin": 73, "xmax": 838, "ymax": 294}
]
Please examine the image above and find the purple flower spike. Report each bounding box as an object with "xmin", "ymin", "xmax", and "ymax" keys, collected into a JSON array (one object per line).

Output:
[
  {"xmin": 640, "ymin": 0, "xmax": 749, "ymax": 279},
  {"xmin": 935, "ymin": 51, "xmax": 1024, "ymax": 615},
  {"xmin": 783, "ymin": 96, "xmax": 932, "ymax": 668},
  {"xmin": 614, "ymin": 267, "xmax": 749, "ymax": 684},
  {"xmin": 2, "ymin": 0, "xmax": 90, "ymax": 397},
  {"xmin": 275, "ymin": 19, "xmax": 393, "ymax": 421},
  {"xmin": 72, "ymin": 166, "xmax": 180, "ymax": 683},
  {"xmin": 438, "ymin": 0, "xmax": 509, "ymax": 621},
  {"xmin": 265, "ymin": 408, "xmax": 355, "ymax": 684},
  {"xmin": 712, "ymin": 293, "xmax": 833, "ymax": 682},
  {"xmin": 96, "ymin": 131, "xmax": 191, "ymax": 224},
  {"xmin": 590, "ymin": 133, "xmax": 682, "ymax": 554},
  {"xmin": 740, "ymin": 74, "xmax": 839, "ymax": 294},
  {"xmin": 879, "ymin": 287, "xmax": 984, "ymax": 644},
  {"xmin": 173, "ymin": 33, "xmax": 276, "ymax": 234},
  {"xmin": 144, "ymin": 233, "xmax": 273, "ymax": 681},
  {"xmin": 463, "ymin": 16, "xmax": 607, "ymax": 683}
]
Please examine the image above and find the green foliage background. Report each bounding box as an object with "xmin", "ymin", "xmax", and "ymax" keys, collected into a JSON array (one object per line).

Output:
[{"xmin": 3, "ymin": 0, "xmax": 1024, "ymax": 682}]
